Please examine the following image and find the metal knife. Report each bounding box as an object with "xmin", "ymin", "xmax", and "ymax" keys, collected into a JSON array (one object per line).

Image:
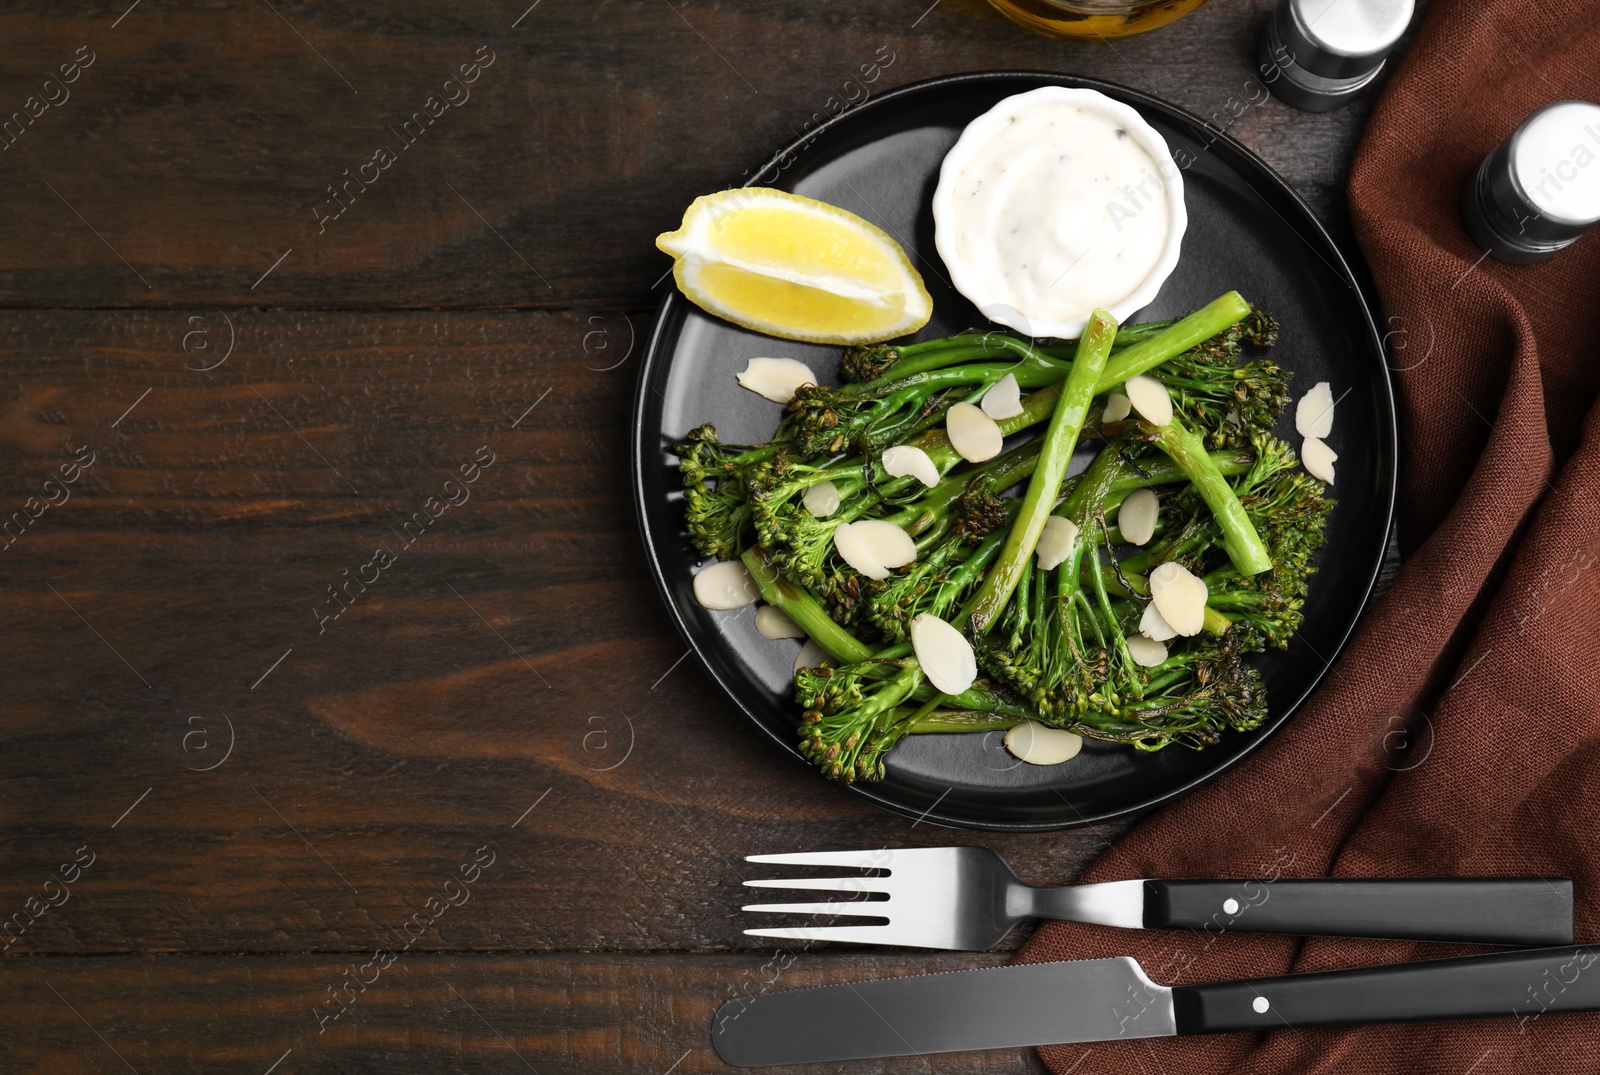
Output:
[{"xmin": 711, "ymin": 945, "xmax": 1600, "ymax": 1067}]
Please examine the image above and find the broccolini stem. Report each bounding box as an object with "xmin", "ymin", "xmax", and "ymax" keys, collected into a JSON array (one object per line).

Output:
[
  {"xmin": 943, "ymin": 522, "xmax": 1012, "ymax": 588},
  {"xmin": 1043, "ymin": 318, "xmax": 1179, "ymax": 356},
  {"xmin": 912, "ymin": 338, "xmax": 1250, "ymax": 475},
  {"xmin": 1141, "ymin": 413, "xmax": 1273, "ymax": 576},
  {"xmin": 968, "ymin": 310, "xmax": 1117, "ymax": 635},
  {"xmin": 892, "ymin": 334, "xmax": 986, "ymax": 359},
  {"xmin": 760, "ymin": 577, "xmax": 1028, "ymax": 720},
  {"xmin": 1052, "ymin": 441, "xmax": 1127, "ymax": 653},
  {"xmin": 878, "ymin": 343, "xmax": 1001, "ymax": 381},
  {"xmin": 912, "ymin": 381, "xmax": 1065, "ymax": 473},
  {"xmin": 901, "ymin": 429, "xmax": 1243, "ymax": 520},
  {"xmin": 1107, "ymin": 317, "xmax": 1181, "ymax": 349},
  {"xmin": 1106, "ymin": 449, "xmax": 1254, "ymax": 494},
  {"xmin": 876, "ymin": 331, "xmax": 1203, "ymax": 412},
  {"xmin": 1085, "ymin": 522, "xmax": 1143, "ymax": 703},
  {"xmin": 918, "ymin": 679, "xmax": 1035, "ymax": 718},
  {"xmin": 1093, "ymin": 448, "xmax": 1256, "ymax": 543},
  {"xmin": 704, "ymin": 440, "xmax": 787, "ymax": 468},
  {"xmin": 740, "ymin": 546, "xmax": 875, "ymax": 664},
  {"xmin": 1095, "ymin": 291, "xmax": 1252, "ymax": 393},
  {"xmin": 1081, "ymin": 558, "xmax": 1234, "ymax": 635},
  {"xmin": 890, "ymin": 438, "xmax": 1042, "ymax": 535},
  {"xmin": 1117, "ymin": 529, "xmax": 1209, "ymax": 575},
  {"xmin": 905, "ymin": 691, "xmax": 947, "ymax": 725},
  {"xmin": 882, "ymin": 318, "xmax": 1176, "ymax": 382},
  {"xmin": 906, "ymin": 709, "xmax": 1022, "ymax": 734},
  {"xmin": 838, "ymin": 353, "xmax": 1064, "ymax": 405}
]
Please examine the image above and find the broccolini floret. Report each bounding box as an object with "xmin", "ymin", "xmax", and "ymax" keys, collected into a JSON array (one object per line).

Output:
[{"xmin": 679, "ymin": 293, "xmax": 1334, "ymax": 782}]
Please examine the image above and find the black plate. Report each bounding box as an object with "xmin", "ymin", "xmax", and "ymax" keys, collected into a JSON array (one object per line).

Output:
[{"xmin": 631, "ymin": 72, "xmax": 1396, "ymax": 831}]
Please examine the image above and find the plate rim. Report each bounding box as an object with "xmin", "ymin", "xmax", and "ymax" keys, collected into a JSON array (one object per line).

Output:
[{"xmin": 630, "ymin": 69, "xmax": 1398, "ymax": 832}]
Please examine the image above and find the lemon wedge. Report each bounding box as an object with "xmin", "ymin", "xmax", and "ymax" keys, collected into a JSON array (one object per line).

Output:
[{"xmin": 655, "ymin": 188, "xmax": 933, "ymax": 345}]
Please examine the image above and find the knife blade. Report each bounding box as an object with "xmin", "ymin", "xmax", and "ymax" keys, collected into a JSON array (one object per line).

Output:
[
  {"xmin": 712, "ymin": 959, "xmax": 1171, "ymax": 1067},
  {"xmin": 711, "ymin": 945, "xmax": 1600, "ymax": 1067}
]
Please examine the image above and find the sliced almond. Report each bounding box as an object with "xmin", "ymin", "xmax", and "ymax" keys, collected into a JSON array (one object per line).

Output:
[
  {"xmin": 833, "ymin": 521, "xmax": 889, "ymax": 580},
  {"xmin": 1296, "ymin": 381, "xmax": 1335, "ymax": 439},
  {"xmin": 1101, "ymin": 392, "xmax": 1132, "ymax": 423},
  {"xmin": 793, "ymin": 638, "xmax": 835, "ymax": 675},
  {"xmin": 1035, "ymin": 515, "xmax": 1081, "ymax": 571},
  {"xmin": 1124, "ymin": 374, "xmax": 1173, "ymax": 427},
  {"xmin": 692, "ymin": 560, "xmax": 760, "ymax": 610},
  {"xmin": 803, "ymin": 479, "xmax": 841, "ymax": 518},
  {"xmin": 980, "ymin": 372, "xmax": 1023, "ymax": 420},
  {"xmin": 1126, "ymin": 634, "xmax": 1169, "ymax": 668},
  {"xmin": 910, "ymin": 612, "xmax": 977, "ymax": 696},
  {"xmin": 851, "ymin": 519, "xmax": 917, "ymax": 570},
  {"xmin": 1140, "ymin": 601, "xmax": 1177, "ymax": 642},
  {"xmin": 1302, "ymin": 436, "xmax": 1337, "ymax": 485},
  {"xmin": 755, "ymin": 604, "xmax": 805, "ymax": 639},
  {"xmin": 1118, "ymin": 488, "xmax": 1159, "ymax": 546},
  {"xmin": 736, "ymin": 357, "xmax": 818, "ymax": 404},
  {"xmin": 1004, "ymin": 720, "xmax": 1083, "ymax": 765},
  {"xmin": 881, "ymin": 444, "xmax": 939, "ymax": 488},
  {"xmin": 1146, "ymin": 561, "xmax": 1181, "ymax": 602},
  {"xmin": 946, "ymin": 401, "xmax": 1004, "ymax": 462},
  {"xmin": 1148, "ymin": 561, "xmax": 1207, "ymax": 637}
]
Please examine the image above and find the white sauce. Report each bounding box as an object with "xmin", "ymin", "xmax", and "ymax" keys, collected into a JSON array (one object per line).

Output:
[{"xmin": 934, "ymin": 88, "xmax": 1183, "ymax": 336}]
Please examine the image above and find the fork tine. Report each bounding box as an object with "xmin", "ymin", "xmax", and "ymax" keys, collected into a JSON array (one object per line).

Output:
[
  {"xmin": 745, "ymin": 850, "xmax": 898, "ymax": 869},
  {"xmin": 743, "ymin": 925, "xmax": 906, "ymax": 944},
  {"xmin": 740, "ymin": 900, "xmax": 887, "ymax": 919},
  {"xmin": 743, "ymin": 876, "xmax": 889, "ymax": 894}
]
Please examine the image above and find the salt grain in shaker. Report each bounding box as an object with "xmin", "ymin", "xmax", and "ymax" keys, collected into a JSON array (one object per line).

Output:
[
  {"xmin": 1258, "ymin": 0, "xmax": 1414, "ymax": 113},
  {"xmin": 1462, "ymin": 101, "xmax": 1600, "ymax": 265}
]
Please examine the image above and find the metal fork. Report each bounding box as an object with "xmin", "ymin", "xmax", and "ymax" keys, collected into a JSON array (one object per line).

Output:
[{"xmin": 742, "ymin": 847, "xmax": 1574, "ymax": 951}]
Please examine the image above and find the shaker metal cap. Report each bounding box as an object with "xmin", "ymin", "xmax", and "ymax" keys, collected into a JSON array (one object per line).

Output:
[
  {"xmin": 1510, "ymin": 101, "xmax": 1600, "ymax": 227},
  {"xmin": 1463, "ymin": 100, "xmax": 1600, "ymax": 264},
  {"xmin": 1278, "ymin": 0, "xmax": 1416, "ymax": 80},
  {"xmin": 1260, "ymin": 0, "xmax": 1415, "ymax": 112}
]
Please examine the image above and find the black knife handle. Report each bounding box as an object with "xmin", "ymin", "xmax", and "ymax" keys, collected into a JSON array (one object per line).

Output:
[
  {"xmin": 1174, "ymin": 944, "xmax": 1600, "ymax": 1035},
  {"xmin": 1143, "ymin": 878, "xmax": 1573, "ymax": 946}
]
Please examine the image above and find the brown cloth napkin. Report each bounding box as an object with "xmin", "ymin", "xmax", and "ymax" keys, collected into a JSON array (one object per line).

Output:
[{"xmin": 1016, "ymin": 1, "xmax": 1600, "ymax": 1071}]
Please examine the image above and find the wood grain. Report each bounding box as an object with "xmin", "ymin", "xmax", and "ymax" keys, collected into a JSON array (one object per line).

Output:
[
  {"xmin": 0, "ymin": 0, "xmax": 1408, "ymax": 1068},
  {"xmin": 1, "ymin": 952, "xmax": 1049, "ymax": 1073},
  {"xmin": 0, "ymin": 309, "xmax": 1116, "ymax": 957},
  {"xmin": 0, "ymin": 0, "xmax": 1388, "ymax": 308}
]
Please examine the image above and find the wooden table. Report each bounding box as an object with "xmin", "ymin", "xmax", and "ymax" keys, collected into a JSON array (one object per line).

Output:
[{"xmin": 0, "ymin": 1, "xmax": 1404, "ymax": 1070}]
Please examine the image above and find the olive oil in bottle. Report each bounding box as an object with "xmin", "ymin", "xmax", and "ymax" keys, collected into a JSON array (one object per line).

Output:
[{"xmin": 985, "ymin": 0, "xmax": 1208, "ymax": 40}]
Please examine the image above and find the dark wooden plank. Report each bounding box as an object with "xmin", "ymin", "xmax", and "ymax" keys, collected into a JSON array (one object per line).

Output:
[
  {"xmin": 0, "ymin": 308, "xmax": 1119, "ymax": 955},
  {"xmin": 0, "ymin": 0, "xmax": 1390, "ymax": 309},
  {"xmin": 1, "ymin": 952, "xmax": 1050, "ymax": 1073},
  {"xmin": 0, "ymin": 3, "xmax": 1402, "ymax": 1071}
]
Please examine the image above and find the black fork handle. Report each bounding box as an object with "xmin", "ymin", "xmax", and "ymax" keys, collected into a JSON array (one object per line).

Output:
[{"xmin": 1144, "ymin": 878, "xmax": 1573, "ymax": 947}]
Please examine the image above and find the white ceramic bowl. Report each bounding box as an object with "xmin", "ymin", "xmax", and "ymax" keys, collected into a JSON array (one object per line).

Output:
[{"xmin": 931, "ymin": 86, "xmax": 1188, "ymax": 340}]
